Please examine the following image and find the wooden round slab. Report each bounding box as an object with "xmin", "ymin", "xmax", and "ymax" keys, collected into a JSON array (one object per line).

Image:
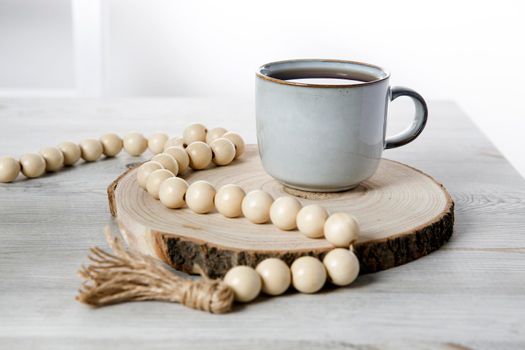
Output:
[{"xmin": 108, "ymin": 145, "xmax": 454, "ymax": 278}]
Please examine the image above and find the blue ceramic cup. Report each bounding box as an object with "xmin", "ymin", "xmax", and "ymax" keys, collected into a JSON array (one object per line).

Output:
[{"xmin": 255, "ymin": 59, "xmax": 428, "ymax": 192}]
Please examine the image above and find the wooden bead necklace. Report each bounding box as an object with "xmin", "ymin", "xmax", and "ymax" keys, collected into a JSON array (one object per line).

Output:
[
  {"xmin": 0, "ymin": 122, "xmax": 361, "ymax": 308},
  {"xmin": 135, "ymin": 124, "xmax": 361, "ymax": 303}
]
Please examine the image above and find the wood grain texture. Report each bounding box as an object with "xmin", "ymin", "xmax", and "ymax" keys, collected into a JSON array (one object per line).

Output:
[
  {"xmin": 0, "ymin": 98, "xmax": 524, "ymax": 350},
  {"xmin": 109, "ymin": 147, "xmax": 454, "ymax": 278}
]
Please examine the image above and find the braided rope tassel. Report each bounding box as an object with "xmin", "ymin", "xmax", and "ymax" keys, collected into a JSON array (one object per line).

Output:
[{"xmin": 77, "ymin": 226, "xmax": 234, "ymax": 314}]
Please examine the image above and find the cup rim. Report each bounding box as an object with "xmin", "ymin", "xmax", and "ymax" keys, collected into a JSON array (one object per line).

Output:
[{"xmin": 256, "ymin": 59, "xmax": 390, "ymax": 88}]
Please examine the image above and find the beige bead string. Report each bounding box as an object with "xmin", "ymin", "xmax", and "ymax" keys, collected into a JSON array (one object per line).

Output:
[
  {"xmin": 0, "ymin": 122, "xmax": 361, "ymax": 311},
  {"xmin": 137, "ymin": 124, "xmax": 361, "ymax": 303},
  {"xmin": 0, "ymin": 123, "xmax": 244, "ymax": 182}
]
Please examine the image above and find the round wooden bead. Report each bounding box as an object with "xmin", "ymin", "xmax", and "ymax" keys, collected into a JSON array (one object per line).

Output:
[
  {"xmin": 270, "ymin": 196, "xmax": 302, "ymax": 231},
  {"xmin": 323, "ymin": 248, "xmax": 360, "ymax": 286},
  {"xmin": 186, "ymin": 141, "xmax": 212, "ymax": 170},
  {"xmin": 241, "ymin": 190, "xmax": 273, "ymax": 224},
  {"xmin": 164, "ymin": 146, "xmax": 190, "ymax": 174},
  {"xmin": 222, "ymin": 132, "xmax": 245, "ymax": 159},
  {"xmin": 224, "ymin": 265, "xmax": 261, "ymax": 303},
  {"xmin": 146, "ymin": 169, "xmax": 174, "ymax": 199},
  {"xmin": 137, "ymin": 161, "xmax": 164, "ymax": 189},
  {"xmin": 19, "ymin": 153, "xmax": 46, "ymax": 178},
  {"xmin": 151, "ymin": 153, "xmax": 179, "ymax": 176},
  {"xmin": 39, "ymin": 146, "xmax": 64, "ymax": 172},
  {"xmin": 123, "ymin": 132, "xmax": 148, "ymax": 156},
  {"xmin": 58, "ymin": 142, "xmax": 81, "ymax": 166},
  {"xmin": 296, "ymin": 205, "xmax": 329, "ymax": 238},
  {"xmin": 0, "ymin": 156, "xmax": 20, "ymax": 183},
  {"xmin": 214, "ymin": 184, "xmax": 245, "ymax": 218},
  {"xmin": 185, "ymin": 180, "xmax": 216, "ymax": 214},
  {"xmin": 148, "ymin": 132, "xmax": 169, "ymax": 154},
  {"xmin": 210, "ymin": 138, "xmax": 236, "ymax": 166},
  {"xmin": 100, "ymin": 133, "xmax": 123, "ymax": 157},
  {"xmin": 159, "ymin": 177, "xmax": 188, "ymax": 209},
  {"xmin": 79, "ymin": 139, "xmax": 103, "ymax": 162},
  {"xmin": 163, "ymin": 137, "xmax": 186, "ymax": 151},
  {"xmin": 255, "ymin": 258, "xmax": 291, "ymax": 296},
  {"xmin": 206, "ymin": 127, "xmax": 227, "ymax": 144},
  {"xmin": 183, "ymin": 123, "xmax": 207, "ymax": 144},
  {"xmin": 291, "ymin": 256, "xmax": 327, "ymax": 293},
  {"xmin": 324, "ymin": 212, "xmax": 360, "ymax": 247}
]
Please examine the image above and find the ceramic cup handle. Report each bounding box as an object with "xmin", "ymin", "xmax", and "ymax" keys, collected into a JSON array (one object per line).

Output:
[{"xmin": 385, "ymin": 86, "xmax": 428, "ymax": 149}]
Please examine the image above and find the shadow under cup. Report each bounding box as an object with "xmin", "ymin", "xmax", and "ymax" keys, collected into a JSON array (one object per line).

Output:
[{"xmin": 255, "ymin": 59, "xmax": 427, "ymax": 193}]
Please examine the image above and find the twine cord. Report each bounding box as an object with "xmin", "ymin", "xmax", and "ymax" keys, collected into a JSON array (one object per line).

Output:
[{"xmin": 76, "ymin": 226, "xmax": 234, "ymax": 314}]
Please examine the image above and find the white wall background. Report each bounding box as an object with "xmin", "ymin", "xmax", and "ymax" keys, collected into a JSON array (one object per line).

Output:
[
  {"xmin": 0, "ymin": 0, "xmax": 524, "ymax": 176},
  {"xmin": 0, "ymin": 0, "xmax": 74, "ymax": 94}
]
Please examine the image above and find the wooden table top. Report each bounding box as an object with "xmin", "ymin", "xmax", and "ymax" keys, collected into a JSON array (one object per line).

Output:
[{"xmin": 1, "ymin": 98, "xmax": 524, "ymax": 349}]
